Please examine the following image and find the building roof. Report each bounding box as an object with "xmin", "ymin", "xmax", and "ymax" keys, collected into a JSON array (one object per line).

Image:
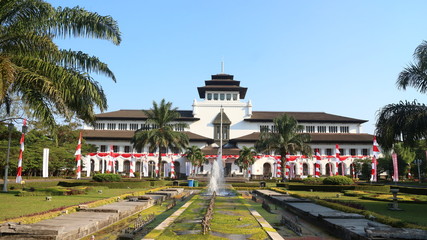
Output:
[
  {"xmin": 230, "ymin": 132, "xmax": 374, "ymax": 144},
  {"xmin": 197, "ymin": 73, "xmax": 248, "ymax": 99},
  {"xmin": 246, "ymin": 111, "xmax": 367, "ymax": 123},
  {"xmin": 83, "ymin": 130, "xmax": 213, "ymax": 143},
  {"xmin": 201, "ymin": 145, "xmax": 241, "ymax": 155},
  {"xmin": 95, "ymin": 110, "xmax": 199, "ymax": 121}
]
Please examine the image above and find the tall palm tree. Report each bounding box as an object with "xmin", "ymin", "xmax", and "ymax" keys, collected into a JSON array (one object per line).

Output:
[
  {"xmin": 131, "ymin": 99, "xmax": 189, "ymax": 178},
  {"xmin": 235, "ymin": 146, "xmax": 256, "ymax": 178},
  {"xmin": 0, "ymin": 0, "xmax": 121, "ymax": 129},
  {"xmin": 376, "ymin": 41, "xmax": 427, "ymax": 150},
  {"xmin": 255, "ymin": 114, "xmax": 312, "ymax": 181},
  {"xmin": 184, "ymin": 145, "xmax": 206, "ymax": 176}
]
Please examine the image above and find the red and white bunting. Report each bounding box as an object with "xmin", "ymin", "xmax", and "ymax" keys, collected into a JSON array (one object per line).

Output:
[
  {"xmin": 276, "ymin": 158, "xmax": 282, "ymax": 178},
  {"xmin": 74, "ymin": 131, "xmax": 82, "ymax": 179},
  {"xmin": 315, "ymin": 149, "xmax": 321, "ymax": 178},
  {"xmin": 16, "ymin": 119, "xmax": 27, "ymax": 183},
  {"xmin": 335, "ymin": 144, "xmax": 340, "ymax": 175},
  {"xmin": 170, "ymin": 156, "xmax": 175, "ymax": 179},
  {"xmin": 370, "ymin": 137, "xmax": 380, "ymax": 182}
]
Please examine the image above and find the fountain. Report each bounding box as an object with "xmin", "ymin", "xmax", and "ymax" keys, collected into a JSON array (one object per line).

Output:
[
  {"xmin": 207, "ymin": 150, "xmax": 225, "ymax": 195},
  {"xmin": 206, "ymin": 107, "xmax": 234, "ymax": 196}
]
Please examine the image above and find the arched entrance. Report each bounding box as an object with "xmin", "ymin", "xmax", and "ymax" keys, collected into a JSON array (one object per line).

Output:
[
  {"xmin": 338, "ymin": 162, "xmax": 345, "ymax": 176},
  {"xmin": 326, "ymin": 163, "xmax": 333, "ymax": 176},
  {"xmin": 162, "ymin": 161, "xmax": 168, "ymax": 177},
  {"xmin": 350, "ymin": 163, "xmax": 356, "ymax": 178},
  {"xmin": 302, "ymin": 163, "xmax": 309, "ymax": 176},
  {"xmin": 263, "ymin": 163, "xmax": 272, "ymax": 179},
  {"xmin": 148, "ymin": 161, "xmax": 155, "ymax": 178},
  {"xmin": 123, "ymin": 160, "xmax": 130, "ymax": 174},
  {"xmin": 90, "ymin": 160, "xmax": 95, "ymax": 173},
  {"xmin": 174, "ymin": 161, "xmax": 181, "ymax": 178},
  {"xmin": 136, "ymin": 161, "xmax": 141, "ymax": 175}
]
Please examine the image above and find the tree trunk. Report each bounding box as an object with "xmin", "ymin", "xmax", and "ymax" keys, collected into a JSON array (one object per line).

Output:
[
  {"xmin": 158, "ymin": 154, "xmax": 162, "ymax": 179},
  {"xmin": 281, "ymin": 156, "xmax": 287, "ymax": 182}
]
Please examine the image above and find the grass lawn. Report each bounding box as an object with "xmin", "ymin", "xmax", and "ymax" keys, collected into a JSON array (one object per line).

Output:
[
  {"xmin": 152, "ymin": 194, "xmax": 269, "ymax": 240},
  {"xmin": 291, "ymin": 190, "xmax": 427, "ymax": 226},
  {"xmin": 0, "ymin": 187, "xmax": 144, "ymax": 221}
]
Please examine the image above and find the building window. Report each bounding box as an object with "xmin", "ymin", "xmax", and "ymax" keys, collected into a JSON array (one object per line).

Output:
[
  {"xmin": 339, "ymin": 148, "xmax": 345, "ymax": 155},
  {"xmin": 124, "ymin": 146, "xmax": 131, "ymax": 153},
  {"xmin": 306, "ymin": 126, "xmax": 315, "ymax": 133},
  {"xmin": 340, "ymin": 126, "xmax": 349, "ymax": 133},
  {"xmin": 171, "ymin": 147, "xmax": 180, "ymax": 154},
  {"xmin": 214, "ymin": 124, "xmax": 230, "ymax": 140},
  {"xmin": 220, "ymin": 93, "xmax": 225, "ymax": 100},
  {"xmin": 233, "ymin": 94, "xmax": 238, "ymax": 100},
  {"xmin": 141, "ymin": 124, "xmax": 150, "ymax": 130},
  {"xmin": 159, "ymin": 147, "xmax": 167, "ymax": 154},
  {"xmin": 226, "ymin": 93, "xmax": 231, "ymax": 100},
  {"xmin": 100, "ymin": 145, "xmax": 107, "ymax": 152},
  {"xmin": 107, "ymin": 123, "xmax": 116, "ymax": 130},
  {"xmin": 213, "ymin": 93, "xmax": 218, "ymax": 100},
  {"xmin": 113, "ymin": 145, "xmax": 119, "ymax": 152},
  {"xmin": 130, "ymin": 123, "xmax": 139, "ymax": 130},
  {"xmin": 95, "ymin": 123, "xmax": 105, "ymax": 130},
  {"xmin": 118, "ymin": 123, "xmax": 127, "ymax": 130},
  {"xmin": 260, "ymin": 125, "xmax": 269, "ymax": 132},
  {"xmin": 362, "ymin": 148, "xmax": 369, "ymax": 155},
  {"xmin": 207, "ymin": 93, "xmax": 212, "ymax": 100},
  {"xmin": 329, "ymin": 126, "xmax": 338, "ymax": 133},
  {"xmin": 350, "ymin": 149, "xmax": 357, "ymax": 155},
  {"xmin": 174, "ymin": 124, "xmax": 184, "ymax": 131},
  {"xmin": 326, "ymin": 148, "xmax": 332, "ymax": 155},
  {"xmin": 317, "ymin": 126, "xmax": 327, "ymax": 133}
]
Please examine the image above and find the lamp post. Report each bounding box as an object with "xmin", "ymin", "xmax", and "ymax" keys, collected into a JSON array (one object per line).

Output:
[
  {"xmin": 414, "ymin": 159, "xmax": 422, "ymax": 183},
  {"xmin": 2, "ymin": 122, "xmax": 14, "ymax": 192}
]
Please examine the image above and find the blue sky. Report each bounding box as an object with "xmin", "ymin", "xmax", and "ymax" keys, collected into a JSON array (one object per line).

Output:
[{"xmin": 48, "ymin": 0, "xmax": 427, "ymax": 134}]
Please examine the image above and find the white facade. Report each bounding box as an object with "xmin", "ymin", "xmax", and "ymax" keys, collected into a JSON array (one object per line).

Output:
[{"xmin": 82, "ymin": 73, "xmax": 374, "ymax": 179}]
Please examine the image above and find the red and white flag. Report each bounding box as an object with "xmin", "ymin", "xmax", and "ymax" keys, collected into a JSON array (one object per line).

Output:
[
  {"xmin": 315, "ymin": 149, "xmax": 321, "ymax": 178},
  {"xmin": 335, "ymin": 144, "xmax": 340, "ymax": 175},
  {"xmin": 170, "ymin": 155, "xmax": 175, "ymax": 179},
  {"xmin": 129, "ymin": 154, "xmax": 135, "ymax": 178},
  {"xmin": 16, "ymin": 119, "xmax": 27, "ymax": 183},
  {"xmin": 392, "ymin": 152, "xmax": 398, "ymax": 182},
  {"xmin": 107, "ymin": 145, "xmax": 114, "ymax": 173},
  {"xmin": 74, "ymin": 131, "xmax": 82, "ymax": 179},
  {"xmin": 370, "ymin": 136, "xmax": 380, "ymax": 182}
]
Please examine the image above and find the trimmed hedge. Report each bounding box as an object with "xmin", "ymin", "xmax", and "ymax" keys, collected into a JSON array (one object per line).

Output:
[
  {"xmin": 323, "ymin": 175, "xmax": 354, "ymax": 185},
  {"xmin": 277, "ymin": 183, "xmax": 390, "ymax": 192},
  {"xmin": 58, "ymin": 181, "xmax": 152, "ymax": 189},
  {"xmin": 93, "ymin": 173, "xmax": 122, "ymax": 182},
  {"xmin": 391, "ymin": 186, "xmax": 427, "ymax": 195}
]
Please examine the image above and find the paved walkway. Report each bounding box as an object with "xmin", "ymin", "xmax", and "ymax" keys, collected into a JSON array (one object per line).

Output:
[{"xmin": 142, "ymin": 196, "xmax": 196, "ymax": 240}]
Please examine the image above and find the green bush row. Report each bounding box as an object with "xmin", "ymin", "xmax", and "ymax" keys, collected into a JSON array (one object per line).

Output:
[
  {"xmin": 277, "ymin": 183, "xmax": 390, "ymax": 192},
  {"xmin": 93, "ymin": 173, "xmax": 122, "ymax": 182},
  {"xmin": 391, "ymin": 186, "xmax": 427, "ymax": 195}
]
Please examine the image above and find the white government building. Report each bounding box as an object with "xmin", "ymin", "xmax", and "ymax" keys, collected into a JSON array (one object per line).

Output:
[{"xmin": 82, "ymin": 73, "xmax": 374, "ymax": 179}]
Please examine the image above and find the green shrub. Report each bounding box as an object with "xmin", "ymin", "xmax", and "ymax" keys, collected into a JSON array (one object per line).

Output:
[
  {"xmin": 302, "ymin": 177, "xmax": 325, "ymax": 185},
  {"xmin": 323, "ymin": 175, "xmax": 354, "ymax": 185},
  {"xmin": 287, "ymin": 184, "xmax": 355, "ymax": 192},
  {"xmin": 392, "ymin": 186, "xmax": 427, "ymax": 195},
  {"xmin": 355, "ymin": 184, "xmax": 390, "ymax": 192},
  {"xmin": 92, "ymin": 173, "xmax": 122, "ymax": 182}
]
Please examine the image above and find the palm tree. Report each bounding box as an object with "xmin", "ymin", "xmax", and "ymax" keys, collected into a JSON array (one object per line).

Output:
[
  {"xmin": 184, "ymin": 145, "xmax": 206, "ymax": 176},
  {"xmin": 376, "ymin": 41, "xmax": 427, "ymax": 150},
  {"xmin": 131, "ymin": 99, "xmax": 189, "ymax": 178},
  {"xmin": 235, "ymin": 146, "xmax": 256, "ymax": 178},
  {"xmin": 0, "ymin": 0, "xmax": 121, "ymax": 129},
  {"xmin": 255, "ymin": 114, "xmax": 312, "ymax": 181}
]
